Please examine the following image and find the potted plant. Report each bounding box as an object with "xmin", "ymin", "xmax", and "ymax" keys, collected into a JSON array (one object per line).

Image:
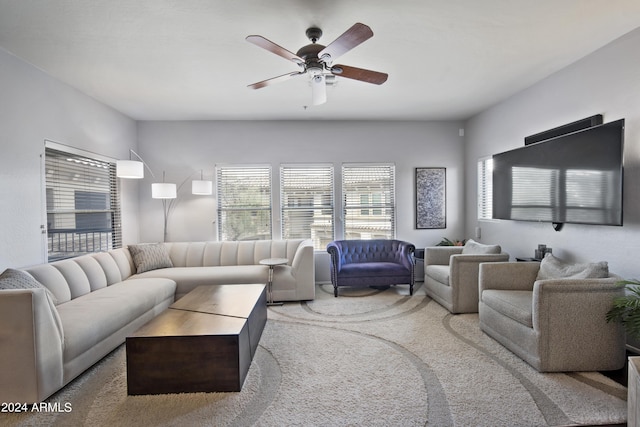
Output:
[
  {"xmin": 606, "ymin": 279, "xmax": 640, "ymax": 339},
  {"xmin": 436, "ymin": 238, "xmax": 467, "ymax": 247},
  {"xmin": 606, "ymin": 279, "xmax": 640, "ymax": 419}
]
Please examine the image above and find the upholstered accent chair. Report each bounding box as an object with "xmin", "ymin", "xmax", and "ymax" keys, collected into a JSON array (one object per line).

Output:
[
  {"xmin": 478, "ymin": 258, "xmax": 626, "ymax": 372},
  {"xmin": 327, "ymin": 239, "xmax": 415, "ymax": 297},
  {"xmin": 424, "ymin": 239, "xmax": 509, "ymax": 313}
]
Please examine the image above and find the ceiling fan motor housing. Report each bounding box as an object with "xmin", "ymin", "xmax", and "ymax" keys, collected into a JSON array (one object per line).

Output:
[{"xmin": 296, "ymin": 42, "xmax": 327, "ymax": 74}]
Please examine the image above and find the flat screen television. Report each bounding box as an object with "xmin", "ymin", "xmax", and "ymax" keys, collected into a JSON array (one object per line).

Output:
[{"xmin": 492, "ymin": 118, "xmax": 624, "ymax": 226}]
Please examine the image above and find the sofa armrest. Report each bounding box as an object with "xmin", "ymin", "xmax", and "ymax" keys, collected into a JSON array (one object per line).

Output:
[
  {"xmin": 425, "ymin": 246, "xmax": 464, "ymax": 266},
  {"xmin": 445, "ymin": 253, "xmax": 508, "ymax": 309},
  {"xmin": 479, "ymin": 261, "xmax": 539, "ymax": 295},
  {"xmin": 0, "ymin": 289, "xmax": 64, "ymax": 403},
  {"xmin": 531, "ymin": 277, "xmax": 625, "ymax": 370},
  {"xmin": 291, "ymin": 239, "xmax": 314, "ymax": 275},
  {"xmin": 451, "ymin": 253, "xmax": 510, "ymax": 264},
  {"xmin": 398, "ymin": 241, "xmax": 416, "ymax": 271},
  {"xmin": 451, "ymin": 253, "xmax": 509, "ymax": 278},
  {"xmin": 326, "ymin": 242, "xmax": 343, "ymax": 273},
  {"xmin": 532, "ymin": 277, "xmax": 623, "ymax": 331}
]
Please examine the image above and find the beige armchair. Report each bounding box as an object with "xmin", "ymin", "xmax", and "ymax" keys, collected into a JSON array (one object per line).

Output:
[
  {"xmin": 424, "ymin": 240, "xmax": 509, "ymax": 313},
  {"xmin": 478, "ymin": 261, "xmax": 626, "ymax": 372}
]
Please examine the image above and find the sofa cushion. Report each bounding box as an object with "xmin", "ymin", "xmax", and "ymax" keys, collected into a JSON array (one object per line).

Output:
[
  {"xmin": 52, "ymin": 259, "xmax": 92, "ymax": 299},
  {"xmin": 0, "ymin": 268, "xmax": 58, "ymax": 304},
  {"xmin": 74, "ymin": 257, "xmax": 108, "ymax": 291},
  {"xmin": 91, "ymin": 252, "xmax": 123, "ymax": 285},
  {"xmin": 133, "ymin": 265, "xmax": 282, "ymax": 299},
  {"xmin": 108, "ymin": 248, "xmax": 136, "ymax": 279},
  {"xmin": 23, "ymin": 264, "xmax": 72, "ymax": 304},
  {"xmin": 340, "ymin": 262, "xmax": 410, "ymax": 278},
  {"xmin": 165, "ymin": 239, "xmax": 305, "ymax": 267},
  {"xmin": 482, "ymin": 289, "xmax": 533, "ymax": 328},
  {"xmin": 128, "ymin": 243, "xmax": 174, "ymax": 274},
  {"xmin": 425, "ymin": 265, "xmax": 450, "ymax": 285},
  {"xmin": 536, "ymin": 253, "xmax": 609, "ymax": 281},
  {"xmin": 461, "ymin": 239, "xmax": 501, "ymax": 255},
  {"xmin": 56, "ymin": 278, "xmax": 176, "ymax": 362}
]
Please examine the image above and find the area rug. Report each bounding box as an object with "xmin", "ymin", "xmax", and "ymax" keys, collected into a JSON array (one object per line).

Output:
[{"xmin": 3, "ymin": 283, "xmax": 627, "ymax": 427}]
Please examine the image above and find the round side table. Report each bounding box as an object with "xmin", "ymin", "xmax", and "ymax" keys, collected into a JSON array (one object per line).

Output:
[{"xmin": 259, "ymin": 258, "xmax": 288, "ymax": 306}]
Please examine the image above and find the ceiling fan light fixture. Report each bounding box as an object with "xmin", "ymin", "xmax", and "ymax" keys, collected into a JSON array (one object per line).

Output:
[
  {"xmin": 307, "ymin": 63, "xmax": 323, "ymax": 76},
  {"xmin": 311, "ymin": 74, "xmax": 327, "ymax": 105}
]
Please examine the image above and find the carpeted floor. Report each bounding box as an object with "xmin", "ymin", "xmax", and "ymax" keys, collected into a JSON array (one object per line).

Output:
[{"xmin": 2, "ymin": 283, "xmax": 627, "ymax": 426}]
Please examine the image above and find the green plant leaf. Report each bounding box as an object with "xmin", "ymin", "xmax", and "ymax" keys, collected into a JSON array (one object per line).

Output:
[{"xmin": 606, "ymin": 279, "xmax": 640, "ymax": 339}]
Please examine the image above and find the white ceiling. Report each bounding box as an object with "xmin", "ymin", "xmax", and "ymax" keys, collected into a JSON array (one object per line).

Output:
[{"xmin": 1, "ymin": 0, "xmax": 640, "ymax": 121}]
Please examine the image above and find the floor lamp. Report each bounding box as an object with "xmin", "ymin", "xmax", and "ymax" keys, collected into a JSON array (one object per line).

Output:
[{"xmin": 116, "ymin": 150, "xmax": 213, "ymax": 241}]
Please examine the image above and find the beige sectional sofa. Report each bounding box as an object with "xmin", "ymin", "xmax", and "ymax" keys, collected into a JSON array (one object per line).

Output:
[
  {"xmin": 0, "ymin": 239, "xmax": 314, "ymax": 403},
  {"xmin": 136, "ymin": 240, "xmax": 315, "ymax": 301}
]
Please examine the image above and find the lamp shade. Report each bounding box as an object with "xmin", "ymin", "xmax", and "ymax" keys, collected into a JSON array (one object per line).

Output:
[
  {"xmin": 192, "ymin": 179, "xmax": 213, "ymax": 195},
  {"xmin": 152, "ymin": 182, "xmax": 177, "ymax": 199},
  {"xmin": 116, "ymin": 160, "xmax": 144, "ymax": 179}
]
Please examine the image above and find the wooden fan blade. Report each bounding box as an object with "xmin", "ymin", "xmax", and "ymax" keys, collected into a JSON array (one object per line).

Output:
[
  {"xmin": 330, "ymin": 65, "xmax": 388, "ymax": 85},
  {"xmin": 318, "ymin": 23, "xmax": 373, "ymax": 62},
  {"xmin": 246, "ymin": 35, "xmax": 304, "ymax": 64},
  {"xmin": 247, "ymin": 71, "xmax": 304, "ymax": 90}
]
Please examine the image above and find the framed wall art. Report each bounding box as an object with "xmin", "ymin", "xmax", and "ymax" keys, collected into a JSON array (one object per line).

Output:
[{"xmin": 415, "ymin": 167, "xmax": 446, "ymax": 229}]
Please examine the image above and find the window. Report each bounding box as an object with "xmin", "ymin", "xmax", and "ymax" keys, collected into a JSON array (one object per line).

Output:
[
  {"xmin": 45, "ymin": 145, "xmax": 122, "ymax": 261},
  {"xmin": 342, "ymin": 164, "xmax": 395, "ymax": 239},
  {"xmin": 477, "ymin": 157, "xmax": 493, "ymax": 220},
  {"xmin": 214, "ymin": 163, "xmax": 397, "ymax": 244},
  {"xmin": 280, "ymin": 164, "xmax": 334, "ymax": 250},
  {"xmin": 216, "ymin": 165, "xmax": 272, "ymax": 241}
]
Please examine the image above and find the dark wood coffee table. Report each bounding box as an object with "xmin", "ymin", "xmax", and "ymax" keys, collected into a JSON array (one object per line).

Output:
[{"xmin": 126, "ymin": 284, "xmax": 267, "ymax": 395}]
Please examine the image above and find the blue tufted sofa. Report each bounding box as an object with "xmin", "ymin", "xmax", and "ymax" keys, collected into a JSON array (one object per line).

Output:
[{"xmin": 326, "ymin": 239, "xmax": 415, "ymax": 297}]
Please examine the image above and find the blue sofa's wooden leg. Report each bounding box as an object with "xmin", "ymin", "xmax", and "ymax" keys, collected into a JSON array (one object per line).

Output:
[
  {"xmin": 410, "ymin": 284, "xmax": 414, "ymax": 295},
  {"xmin": 334, "ymin": 285, "xmax": 338, "ymax": 297}
]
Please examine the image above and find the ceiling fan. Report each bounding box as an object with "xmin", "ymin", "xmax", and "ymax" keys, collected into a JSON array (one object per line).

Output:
[{"xmin": 246, "ymin": 23, "xmax": 388, "ymax": 106}]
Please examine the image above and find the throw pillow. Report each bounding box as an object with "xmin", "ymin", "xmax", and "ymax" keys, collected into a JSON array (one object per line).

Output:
[
  {"xmin": 461, "ymin": 239, "xmax": 501, "ymax": 255},
  {"xmin": 536, "ymin": 253, "xmax": 609, "ymax": 280},
  {"xmin": 128, "ymin": 243, "xmax": 173, "ymax": 274},
  {"xmin": 0, "ymin": 268, "xmax": 58, "ymax": 304}
]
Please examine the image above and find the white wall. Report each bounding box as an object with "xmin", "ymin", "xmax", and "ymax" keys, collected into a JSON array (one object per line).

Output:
[
  {"xmin": 136, "ymin": 120, "xmax": 465, "ymax": 279},
  {"xmin": 11, "ymin": 25, "xmax": 637, "ymax": 280},
  {"xmin": 0, "ymin": 48, "xmax": 139, "ymax": 271},
  {"xmin": 464, "ymin": 28, "xmax": 640, "ymax": 279}
]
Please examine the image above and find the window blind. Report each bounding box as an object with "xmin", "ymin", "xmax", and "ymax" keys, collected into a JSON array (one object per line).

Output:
[
  {"xmin": 477, "ymin": 157, "xmax": 493, "ymax": 220},
  {"xmin": 216, "ymin": 165, "xmax": 272, "ymax": 241},
  {"xmin": 342, "ymin": 164, "xmax": 395, "ymax": 239},
  {"xmin": 45, "ymin": 147, "xmax": 122, "ymax": 261},
  {"xmin": 280, "ymin": 164, "xmax": 334, "ymax": 250}
]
